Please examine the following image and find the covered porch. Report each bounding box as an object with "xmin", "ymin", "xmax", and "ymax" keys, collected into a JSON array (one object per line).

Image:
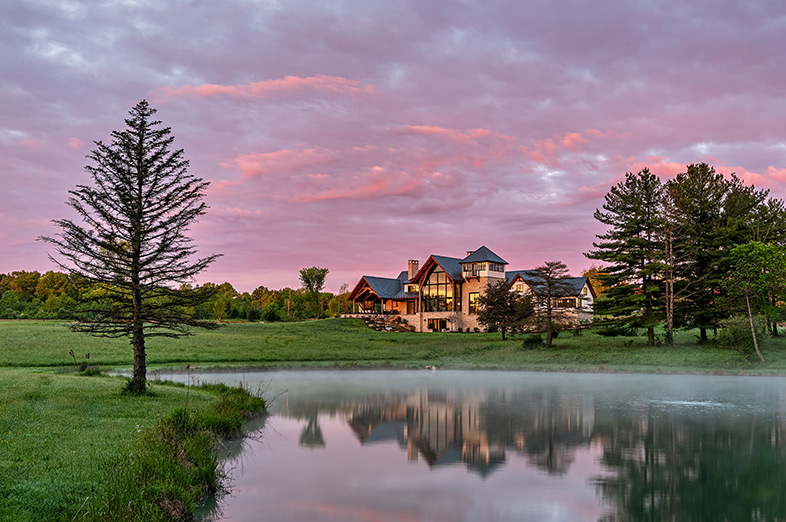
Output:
[{"xmin": 348, "ymin": 276, "xmax": 418, "ymax": 315}]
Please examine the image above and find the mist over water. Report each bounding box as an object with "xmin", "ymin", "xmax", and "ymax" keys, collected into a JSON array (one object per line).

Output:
[{"xmin": 165, "ymin": 370, "xmax": 786, "ymax": 522}]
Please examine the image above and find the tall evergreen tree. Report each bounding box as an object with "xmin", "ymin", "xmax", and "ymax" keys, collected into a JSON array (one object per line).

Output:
[
  {"xmin": 41, "ymin": 100, "xmax": 221, "ymax": 394},
  {"xmin": 666, "ymin": 164, "xmax": 772, "ymax": 342},
  {"xmin": 586, "ymin": 168, "xmax": 664, "ymax": 345}
]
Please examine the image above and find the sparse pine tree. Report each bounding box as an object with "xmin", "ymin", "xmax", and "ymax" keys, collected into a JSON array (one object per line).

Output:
[{"xmin": 40, "ymin": 100, "xmax": 221, "ymax": 394}]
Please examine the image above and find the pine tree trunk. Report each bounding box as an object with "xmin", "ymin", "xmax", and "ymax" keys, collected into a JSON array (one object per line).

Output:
[
  {"xmin": 132, "ymin": 327, "xmax": 146, "ymax": 393},
  {"xmin": 665, "ymin": 278, "xmax": 674, "ymax": 345},
  {"xmin": 642, "ymin": 278, "xmax": 655, "ymax": 346},
  {"xmin": 130, "ymin": 282, "xmax": 146, "ymax": 393},
  {"xmin": 664, "ymin": 226, "xmax": 674, "ymax": 345}
]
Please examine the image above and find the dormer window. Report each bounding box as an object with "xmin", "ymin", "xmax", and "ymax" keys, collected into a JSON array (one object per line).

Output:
[{"xmin": 463, "ymin": 262, "xmax": 484, "ymax": 277}]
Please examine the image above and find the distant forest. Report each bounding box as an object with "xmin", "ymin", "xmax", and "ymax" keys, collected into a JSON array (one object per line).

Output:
[{"xmin": 0, "ymin": 270, "xmax": 352, "ymax": 322}]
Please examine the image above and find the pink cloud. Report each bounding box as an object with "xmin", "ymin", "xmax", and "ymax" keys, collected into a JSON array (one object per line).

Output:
[
  {"xmin": 398, "ymin": 125, "xmax": 511, "ymax": 146},
  {"xmin": 521, "ymin": 130, "xmax": 605, "ymax": 167},
  {"xmin": 717, "ymin": 165, "xmax": 786, "ymax": 189},
  {"xmin": 561, "ymin": 132, "xmax": 588, "ymax": 148},
  {"xmin": 67, "ymin": 137, "xmax": 82, "ymax": 149},
  {"xmin": 156, "ymin": 75, "xmax": 377, "ymax": 100},
  {"xmin": 622, "ymin": 156, "xmax": 686, "ymax": 180},
  {"xmin": 216, "ymin": 147, "xmax": 340, "ymax": 189},
  {"xmin": 291, "ymin": 167, "xmax": 450, "ymax": 203}
]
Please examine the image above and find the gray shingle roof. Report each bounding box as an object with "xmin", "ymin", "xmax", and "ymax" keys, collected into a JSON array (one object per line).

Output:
[
  {"xmin": 431, "ymin": 255, "xmax": 464, "ymax": 281},
  {"xmin": 461, "ymin": 246, "xmax": 507, "ymax": 265},
  {"xmin": 506, "ymin": 270, "xmax": 588, "ymax": 298},
  {"xmin": 362, "ymin": 276, "xmax": 406, "ymax": 299},
  {"xmin": 356, "ymin": 271, "xmax": 418, "ymax": 300}
]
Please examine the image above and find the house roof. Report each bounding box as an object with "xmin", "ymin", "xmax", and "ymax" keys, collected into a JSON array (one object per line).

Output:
[
  {"xmin": 409, "ymin": 255, "xmax": 464, "ymax": 285},
  {"xmin": 429, "ymin": 255, "xmax": 465, "ymax": 281},
  {"xmin": 360, "ymin": 276, "xmax": 403, "ymax": 299},
  {"xmin": 461, "ymin": 246, "xmax": 508, "ymax": 265},
  {"xmin": 348, "ymin": 271, "xmax": 418, "ymax": 301},
  {"xmin": 506, "ymin": 270, "xmax": 591, "ymax": 298}
]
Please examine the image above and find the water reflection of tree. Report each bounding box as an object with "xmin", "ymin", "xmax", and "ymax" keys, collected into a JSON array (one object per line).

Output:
[
  {"xmin": 299, "ymin": 413, "xmax": 325, "ymax": 449},
  {"xmin": 593, "ymin": 407, "xmax": 786, "ymax": 521}
]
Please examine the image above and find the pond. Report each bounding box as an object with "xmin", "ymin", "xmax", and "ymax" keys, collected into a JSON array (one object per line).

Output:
[{"xmin": 164, "ymin": 370, "xmax": 786, "ymax": 522}]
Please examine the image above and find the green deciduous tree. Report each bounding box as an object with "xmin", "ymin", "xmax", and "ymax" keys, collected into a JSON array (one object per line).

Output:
[
  {"xmin": 299, "ymin": 266, "xmax": 329, "ymax": 318},
  {"xmin": 586, "ymin": 168, "xmax": 664, "ymax": 346},
  {"xmin": 40, "ymin": 100, "xmax": 221, "ymax": 394},
  {"xmin": 299, "ymin": 267, "xmax": 329, "ymax": 294}
]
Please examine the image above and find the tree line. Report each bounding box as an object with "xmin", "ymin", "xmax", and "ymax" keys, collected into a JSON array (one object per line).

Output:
[
  {"xmin": 0, "ymin": 268, "xmax": 352, "ymax": 322},
  {"xmin": 587, "ymin": 163, "xmax": 786, "ymax": 357}
]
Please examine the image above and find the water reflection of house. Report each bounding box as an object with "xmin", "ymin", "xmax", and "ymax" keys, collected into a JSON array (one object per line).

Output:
[{"xmin": 346, "ymin": 388, "xmax": 595, "ymax": 477}]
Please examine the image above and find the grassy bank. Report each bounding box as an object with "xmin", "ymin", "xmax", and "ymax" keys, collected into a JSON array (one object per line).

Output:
[
  {"xmin": 2, "ymin": 318, "xmax": 786, "ymax": 374},
  {"xmin": 0, "ymin": 370, "xmax": 264, "ymax": 521}
]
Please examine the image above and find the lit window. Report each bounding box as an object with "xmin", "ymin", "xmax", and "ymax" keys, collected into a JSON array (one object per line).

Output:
[
  {"xmin": 468, "ymin": 292, "xmax": 480, "ymax": 315},
  {"xmin": 422, "ymin": 268, "xmax": 453, "ymax": 312},
  {"xmin": 515, "ymin": 284, "xmax": 524, "ymax": 292}
]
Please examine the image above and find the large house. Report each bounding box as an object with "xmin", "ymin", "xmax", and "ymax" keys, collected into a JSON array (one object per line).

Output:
[{"xmin": 348, "ymin": 246, "xmax": 595, "ymax": 332}]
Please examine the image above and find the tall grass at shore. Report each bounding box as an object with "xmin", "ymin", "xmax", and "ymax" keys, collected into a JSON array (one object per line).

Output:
[{"xmin": 0, "ymin": 370, "xmax": 264, "ymax": 521}]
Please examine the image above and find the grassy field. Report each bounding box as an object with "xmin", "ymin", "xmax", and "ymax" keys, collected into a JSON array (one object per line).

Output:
[
  {"xmin": 0, "ymin": 320, "xmax": 271, "ymax": 521},
  {"xmin": 2, "ymin": 317, "xmax": 786, "ymax": 374},
  {"xmin": 1, "ymin": 318, "xmax": 785, "ymax": 520},
  {"xmin": 0, "ymin": 371, "xmax": 226, "ymax": 521}
]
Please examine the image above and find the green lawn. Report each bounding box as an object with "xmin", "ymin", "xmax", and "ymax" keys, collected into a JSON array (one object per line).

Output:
[
  {"xmin": 2, "ymin": 318, "xmax": 785, "ymax": 374},
  {"xmin": 2, "ymin": 318, "xmax": 785, "ymax": 520},
  {"xmin": 0, "ymin": 370, "xmax": 221, "ymax": 521}
]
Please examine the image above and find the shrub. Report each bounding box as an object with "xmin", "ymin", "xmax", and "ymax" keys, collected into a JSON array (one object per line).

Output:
[
  {"xmin": 715, "ymin": 314, "xmax": 766, "ymax": 359},
  {"xmin": 521, "ymin": 334, "xmax": 544, "ymax": 349},
  {"xmin": 80, "ymin": 366, "xmax": 102, "ymax": 376}
]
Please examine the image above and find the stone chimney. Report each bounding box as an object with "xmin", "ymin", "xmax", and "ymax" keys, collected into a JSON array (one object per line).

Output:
[{"xmin": 408, "ymin": 259, "xmax": 419, "ymax": 280}]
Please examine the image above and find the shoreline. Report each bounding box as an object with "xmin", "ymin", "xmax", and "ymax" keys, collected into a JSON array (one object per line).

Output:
[{"xmin": 137, "ymin": 361, "xmax": 786, "ymax": 378}]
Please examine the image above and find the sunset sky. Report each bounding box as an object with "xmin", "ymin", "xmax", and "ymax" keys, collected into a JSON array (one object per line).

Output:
[{"xmin": 2, "ymin": 0, "xmax": 786, "ymax": 293}]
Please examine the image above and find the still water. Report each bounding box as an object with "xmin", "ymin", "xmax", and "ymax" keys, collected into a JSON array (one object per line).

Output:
[{"xmin": 167, "ymin": 370, "xmax": 786, "ymax": 522}]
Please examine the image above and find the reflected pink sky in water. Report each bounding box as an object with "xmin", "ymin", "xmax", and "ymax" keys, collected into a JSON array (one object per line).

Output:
[{"xmin": 219, "ymin": 416, "xmax": 608, "ymax": 522}]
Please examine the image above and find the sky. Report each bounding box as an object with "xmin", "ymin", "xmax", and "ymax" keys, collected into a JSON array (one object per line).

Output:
[{"xmin": 2, "ymin": 0, "xmax": 786, "ymax": 293}]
